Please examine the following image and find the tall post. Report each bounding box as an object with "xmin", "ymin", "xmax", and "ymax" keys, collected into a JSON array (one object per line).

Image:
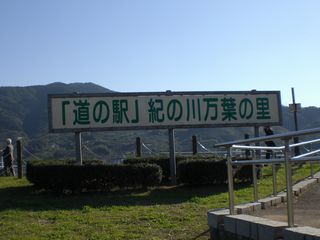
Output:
[
  {"xmin": 244, "ymin": 134, "xmax": 250, "ymax": 158},
  {"xmin": 75, "ymin": 132, "xmax": 83, "ymax": 165},
  {"xmin": 227, "ymin": 146, "xmax": 235, "ymax": 215},
  {"xmin": 272, "ymin": 164, "xmax": 278, "ymax": 196},
  {"xmin": 252, "ymin": 126, "xmax": 260, "ymax": 200},
  {"xmin": 284, "ymin": 138, "xmax": 294, "ymax": 227},
  {"xmin": 16, "ymin": 138, "xmax": 23, "ymax": 179},
  {"xmin": 252, "ymin": 150, "xmax": 258, "ymax": 202},
  {"xmin": 192, "ymin": 135, "xmax": 197, "ymax": 155},
  {"xmin": 136, "ymin": 137, "xmax": 142, "ymax": 157},
  {"xmin": 168, "ymin": 128, "xmax": 177, "ymax": 185},
  {"xmin": 310, "ymin": 162, "xmax": 314, "ymax": 178},
  {"xmin": 254, "ymin": 126, "xmax": 260, "ymax": 158},
  {"xmin": 291, "ymin": 87, "xmax": 300, "ymax": 156}
]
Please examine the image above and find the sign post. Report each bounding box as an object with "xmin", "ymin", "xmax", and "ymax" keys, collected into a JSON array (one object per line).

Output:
[
  {"xmin": 75, "ymin": 132, "xmax": 82, "ymax": 165},
  {"xmin": 168, "ymin": 128, "xmax": 177, "ymax": 185}
]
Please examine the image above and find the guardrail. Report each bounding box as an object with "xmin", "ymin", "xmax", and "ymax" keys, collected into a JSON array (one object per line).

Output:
[{"xmin": 215, "ymin": 127, "xmax": 320, "ymax": 228}]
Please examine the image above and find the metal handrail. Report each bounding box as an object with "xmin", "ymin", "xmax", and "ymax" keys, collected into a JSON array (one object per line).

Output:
[
  {"xmin": 218, "ymin": 128, "xmax": 320, "ymax": 228},
  {"xmin": 232, "ymin": 158, "xmax": 283, "ymax": 166},
  {"xmin": 232, "ymin": 138, "xmax": 320, "ymax": 151},
  {"xmin": 292, "ymin": 149, "xmax": 320, "ymax": 159},
  {"xmin": 232, "ymin": 145, "xmax": 284, "ymax": 150},
  {"xmin": 215, "ymin": 127, "xmax": 320, "ymax": 147},
  {"xmin": 290, "ymin": 138, "xmax": 320, "ymax": 148}
]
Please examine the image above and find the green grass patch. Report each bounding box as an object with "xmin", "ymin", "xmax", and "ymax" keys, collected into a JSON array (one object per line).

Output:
[{"xmin": 0, "ymin": 163, "xmax": 319, "ymax": 240}]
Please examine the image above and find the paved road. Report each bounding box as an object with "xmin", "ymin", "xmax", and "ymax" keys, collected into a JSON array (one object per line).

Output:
[{"xmin": 250, "ymin": 182, "xmax": 320, "ymax": 228}]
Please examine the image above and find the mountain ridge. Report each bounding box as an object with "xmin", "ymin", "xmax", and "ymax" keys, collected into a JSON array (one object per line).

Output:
[{"xmin": 0, "ymin": 82, "xmax": 319, "ymax": 162}]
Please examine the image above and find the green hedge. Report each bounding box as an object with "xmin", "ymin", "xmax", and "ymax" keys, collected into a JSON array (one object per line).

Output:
[
  {"xmin": 234, "ymin": 165, "xmax": 258, "ymax": 182},
  {"xmin": 124, "ymin": 155, "xmax": 256, "ymax": 186},
  {"xmin": 178, "ymin": 159, "xmax": 255, "ymax": 185},
  {"xmin": 26, "ymin": 160, "xmax": 162, "ymax": 193},
  {"xmin": 25, "ymin": 159, "xmax": 104, "ymax": 166},
  {"xmin": 124, "ymin": 156, "xmax": 172, "ymax": 183},
  {"xmin": 178, "ymin": 159, "xmax": 227, "ymax": 185},
  {"xmin": 124, "ymin": 155, "xmax": 220, "ymax": 183}
]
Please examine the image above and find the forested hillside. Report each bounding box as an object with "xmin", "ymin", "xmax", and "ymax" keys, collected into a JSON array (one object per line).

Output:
[{"xmin": 0, "ymin": 82, "xmax": 319, "ymax": 162}]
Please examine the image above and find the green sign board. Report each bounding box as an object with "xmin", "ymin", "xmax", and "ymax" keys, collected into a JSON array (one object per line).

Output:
[{"xmin": 48, "ymin": 91, "xmax": 282, "ymax": 133}]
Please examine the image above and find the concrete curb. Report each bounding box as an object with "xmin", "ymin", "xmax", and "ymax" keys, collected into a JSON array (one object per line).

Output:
[
  {"xmin": 236, "ymin": 202, "xmax": 261, "ymax": 214},
  {"xmin": 284, "ymin": 227, "xmax": 320, "ymax": 240},
  {"xmin": 258, "ymin": 196, "xmax": 282, "ymax": 209}
]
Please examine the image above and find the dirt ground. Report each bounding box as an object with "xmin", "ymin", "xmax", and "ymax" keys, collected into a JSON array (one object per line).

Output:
[{"xmin": 250, "ymin": 183, "xmax": 320, "ymax": 228}]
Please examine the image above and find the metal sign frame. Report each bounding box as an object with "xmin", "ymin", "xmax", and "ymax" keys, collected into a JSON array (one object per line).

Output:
[{"xmin": 48, "ymin": 90, "xmax": 282, "ymax": 133}]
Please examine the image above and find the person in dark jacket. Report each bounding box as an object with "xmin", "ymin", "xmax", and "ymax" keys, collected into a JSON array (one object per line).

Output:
[
  {"xmin": 1, "ymin": 138, "xmax": 15, "ymax": 176},
  {"xmin": 264, "ymin": 126, "xmax": 276, "ymax": 159}
]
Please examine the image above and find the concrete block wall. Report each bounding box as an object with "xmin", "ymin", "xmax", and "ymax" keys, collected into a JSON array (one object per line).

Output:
[{"xmin": 208, "ymin": 211, "xmax": 288, "ymax": 240}]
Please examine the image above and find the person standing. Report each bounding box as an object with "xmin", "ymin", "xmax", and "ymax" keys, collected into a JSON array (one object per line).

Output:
[
  {"xmin": 1, "ymin": 138, "xmax": 15, "ymax": 176},
  {"xmin": 264, "ymin": 126, "xmax": 276, "ymax": 159}
]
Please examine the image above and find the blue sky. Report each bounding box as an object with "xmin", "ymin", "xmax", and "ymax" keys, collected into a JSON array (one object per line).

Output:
[{"xmin": 1, "ymin": 0, "xmax": 320, "ymax": 107}]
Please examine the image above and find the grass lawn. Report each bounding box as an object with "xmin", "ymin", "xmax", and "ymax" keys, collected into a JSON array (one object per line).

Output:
[{"xmin": 0, "ymin": 164, "xmax": 319, "ymax": 240}]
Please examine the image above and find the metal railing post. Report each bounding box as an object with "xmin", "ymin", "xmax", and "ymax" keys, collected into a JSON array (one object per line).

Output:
[
  {"xmin": 272, "ymin": 163, "xmax": 278, "ymax": 196},
  {"xmin": 310, "ymin": 161, "xmax": 314, "ymax": 178},
  {"xmin": 284, "ymin": 138, "xmax": 294, "ymax": 227},
  {"xmin": 227, "ymin": 146, "xmax": 235, "ymax": 215},
  {"xmin": 310, "ymin": 143, "xmax": 314, "ymax": 178},
  {"xmin": 252, "ymin": 150, "xmax": 258, "ymax": 202},
  {"xmin": 271, "ymin": 151, "xmax": 278, "ymax": 196}
]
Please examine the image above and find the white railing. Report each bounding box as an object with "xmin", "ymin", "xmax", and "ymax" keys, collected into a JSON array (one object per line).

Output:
[{"xmin": 215, "ymin": 127, "xmax": 320, "ymax": 228}]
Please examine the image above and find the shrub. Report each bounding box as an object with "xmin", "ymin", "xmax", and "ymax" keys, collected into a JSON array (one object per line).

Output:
[
  {"xmin": 234, "ymin": 165, "xmax": 256, "ymax": 182},
  {"xmin": 124, "ymin": 155, "xmax": 254, "ymax": 186},
  {"xmin": 178, "ymin": 159, "xmax": 227, "ymax": 185},
  {"xmin": 26, "ymin": 161, "xmax": 162, "ymax": 193},
  {"xmin": 124, "ymin": 155, "xmax": 214, "ymax": 183},
  {"xmin": 124, "ymin": 156, "xmax": 172, "ymax": 182},
  {"xmin": 83, "ymin": 159, "xmax": 105, "ymax": 165},
  {"xmin": 178, "ymin": 159, "xmax": 255, "ymax": 185}
]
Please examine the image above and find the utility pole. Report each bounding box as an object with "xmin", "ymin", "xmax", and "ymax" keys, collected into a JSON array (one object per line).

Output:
[{"xmin": 290, "ymin": 87, "xmax": 301, "ymax": 156}]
